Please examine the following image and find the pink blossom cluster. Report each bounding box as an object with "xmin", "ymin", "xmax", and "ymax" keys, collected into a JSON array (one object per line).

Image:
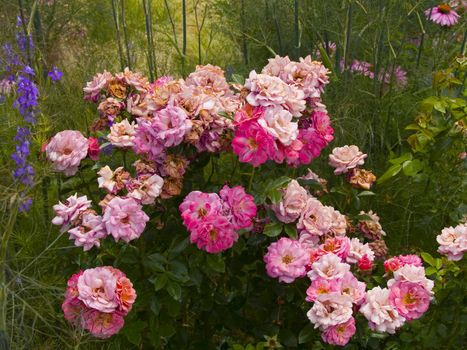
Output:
[
  {"xmin": 45, "ymin": 130, "xmax": 99, "ymax": 176},
  {"xmin": 340, "ymin": 59, "xmax": 408, "ymax": 88},
  {"xmin": 262, "ymin": 176, "xmax": 433, "ymax": 346},
  {"xmin": 436, "ymin": 223, "xmax": 466, "ymax": 261},
  {"xmin": 62, "ymin": 266, "xmax": 136, "ymax": 338},
  {"xmin": 232, "ymin": 56, "xmax": 334, "ymax": 167},
  {"xmin": 179, "ymin": 185, "xmax": 257, "ymax": 253}
]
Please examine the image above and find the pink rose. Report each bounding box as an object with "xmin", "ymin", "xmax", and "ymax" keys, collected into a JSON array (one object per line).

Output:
[
  {"xmin": 52, "ymin": 193, "xmax": 92, "ymax": 230},
  {"xmin": 77, "ymin": 267, "xmax": 118, "ymax": 313},
  {"xmin": 102, "ymin": 196, "xmax": 149, "ymax": 243},
  {"xmin": 179, "ymin": 191, "xmax": 223, "ymax": 230},
  {"xmin": 321, "ymin": 317, "xmax": 356, "ymax": 347},
  {"xmin": 307, "ymin": 293, "xmax": 353, "ymax": 329},
  {"xmin": 436, "ymin": 224, "xmax": 467, "ymax": 261},
  {"xmin": 46, "ymin": 130, "xmax": 89, "ymax": 176},
  {"xmin": 357, "ymin": 254, "xmax": 374, "ymax": 271},
  {"xmin": 83, "ymin": 71, "xmax": 112, "ymax": 102},
  {"xmin": 388, "ymin": 280, "xmax": 430, "ymax": 320},
  {"xmin": 219, "ymin": 185, "xmax": 257, "ymax": 230},
  {"xmin": 257, "ymin": 106, "xmax": 298, "ymax": 146},
  {"xmin": 81, "ymin": 309, "xmax": 125, "ymax": 339},
  {"xmin": 384, "ymin": 256, "xmax": 403, "ymax": 273},
  {"xmin": 271, "ymin": 180, "xmax": 308, "ymax": 223},
  {"xmin": 319, "ymin": 236, "xmax": 351, "ymax": 260},
  {"xmin": 305, "ymin": 277, "xmax": 340, "ymax": 302},
  {"xmin": 87, "ymin": 137, "xmax": 100, "ymax": 161},
  {"xmin": 328, "ymin": 145, "xmax": 367, "ymax": 175},
  {"xmin": 68, "ymin": 211, "xmax": 107, "ymax": 251},
  {"xmin": 297, "ymin": 198, "xmax": 333, "ymax": 236},
  {"xmin": 107, "ymin": 119, "xmax": 137, "ymax": 148},
  {"xmin": 151, "ymin": 105, "xmax": 192, "ymax": 147},
  {"xmin": 190, "ymin": 213, "xmax": 238, "ymax": 253}
]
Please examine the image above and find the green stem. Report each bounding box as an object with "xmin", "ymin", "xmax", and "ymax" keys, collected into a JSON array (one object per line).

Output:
[
  {"xmin": 121, "ymin": 0, "xmax": 132, "ymax": 69},
  {"xmin": 111, "ymin": 0, "xmax": 125, "ymax": 71}
]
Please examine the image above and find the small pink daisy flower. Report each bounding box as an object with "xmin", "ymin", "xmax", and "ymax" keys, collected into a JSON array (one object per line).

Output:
[{"xmin": 425, "ymin": 4, "xmax": 460, "ymax": 26}]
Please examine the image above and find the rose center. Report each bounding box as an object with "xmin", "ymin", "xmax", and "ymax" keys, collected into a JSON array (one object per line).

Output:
[
  {"xmin": 63, "ymin": 148, "xmax": 72, "ymax": 155},
  {"xmin": 209, "ymin": 229, "xmax": 218, "ymax": 241},
  {"xmin": 282, "ymin": 254, "xmax": 294, "ymax": 264},
  {"xmin": 198, "ymin": 207, "xmax": 208, "ymax": 217},
  {"xmin": 438, "ymin": 4, "xmax": 452, "ymax": 14},
  {"xmin": 403, "ymin": 292, "xmax": 417, "ymax": 305},
  {"xmin": 121, "ymin": 215, "xmax": 130, "ymax": 224}
]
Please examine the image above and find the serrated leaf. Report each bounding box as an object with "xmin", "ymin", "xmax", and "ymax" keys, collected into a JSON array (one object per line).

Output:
[{"xmin": 263, "ymin": 222, "xmax": 283, "ymax": 237}]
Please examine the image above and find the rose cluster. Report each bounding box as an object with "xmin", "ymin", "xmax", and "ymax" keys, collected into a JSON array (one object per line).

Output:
[
  {"xmin": 436, "ymin": 222, "xmax": 466, "ymax": 261},
  {"xmin": 62, "ymin": 267, "xmax": 136, "ymax": 338},
  {"xmin": 232, "ymin": 55, "xmax": 334, "ymax": 167},
  {"xmin": 263, "ymin": 173, "xmax": 433, "ymax": 346},
  {"xmin": 179, "ymin": 185, "xmax": 257, "ymax": 253}
]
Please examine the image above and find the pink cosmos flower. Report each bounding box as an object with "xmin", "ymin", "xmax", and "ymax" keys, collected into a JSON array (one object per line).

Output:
[
  {"xmin": 102, "ymin": 196, "xmax": 149, "ymax": 243},
  {"xmin": 271, "ymin": 180, "xmax": 308, "ymax": 223},
  {"xmin": 308, "ymin": 254, "xmax": 350, "ymax": 280},
  {"xmin": 179, "ymin": 191, "xmax": 223, "ymax": 230},
  {"xmin": 388, "ymin": 280, "xmax": 430, "ymax": 320},
  {"xmin": 339, "ymin": 271, "xmax": 366, "ymax": 305},
  {"xmin": 306, "ymin": 277, "xmax": 341, "ymax": 302},
  {"xmin": 189, "ymin": 214, "xmax": 238, "ymax": 253},
  {"xmin": 328, "ymin": 145, "xmax": 367, "ymax": 175},
  {"xmin": 232, "ymin": 120, "xmax": 276, "ymax": 167},
  {"xmin": 319, "ymin": 236, "xmax": 351, "ymax": 260},
  {"xmin": 68, "ymin": 211, "xmax": 107, "ymax": 251},
  {"xmin": 297, "ymin": 198, "xmax": 333, "ymax": 237},
  {"xmin": 46, "ymin": 130, "xmax": 89, "ymax": 176},
  {"xmin": 219, "ymin": 185, "xmax": 257, "ymax": 230},
  {"xmin": 437, "ymin": 223, "xmax": 467, "ymax": 261},
  {"xmin": 244, "ymin": 71, "xmax": 306, "ymax": 116},
  {"xmin": 257, "ymin": 106, "xmax": 298, "ymax": 146},
  {"xmin": 347, "ymin": 238, "xmax": 375, "ymax": 264},
  {"xmin": 360, "ymin": 286, "xmax": 406, "ymax": 334},
  {"xmin": 264, "ymin": 237, "xmax": 309, "ymax": 283},
  {"xmin": 321, "ymin": 317, "xmax": 356, "ymax": 347},
  {"xmin": 151, "ymin": 105, "xmax": 192, "ymax": 147},
  {"xmin": 81, "ymin": 309, "xmax": 125, "ymax": 339},
  {"xmin": 77, "ymin": 267, "xmax": 118, "ymax": 313},
  {"xmin": 83, "ymin": 71, "xmax": 112, "ymax": 102},
  {"xmin": 127, "ymin": 173, "xmax": 164, "ymax": 205},
  {"xmin": 87, "ymin": 137, "xmax": 100, "ymax": 161},
  {"xmin": 425, "ymin": 4, "xmax": 460, "ymax": 26},
  {"xmin": 52, "ymin": 194, "xmax": 92, "ymax": 230},
  {"xmin": 107, "ymin": 119, "xmax": 137, "ymax": 148},
  {"xmin": 307, "ymin": 293, "xmax": 353, "ymax": 328}
]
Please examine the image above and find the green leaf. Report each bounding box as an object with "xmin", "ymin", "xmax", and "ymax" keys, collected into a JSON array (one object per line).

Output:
[
  {"xmin": 435, "ymin": 258, "xmax": 443, "ymax": 270},
  {"xmin": 388, "ymin": 153, "xmax": 412, "ymax": 165},
  {"xmin": 263, "ymin": 222, "xmax": 283, "ymax": 237},
  {"xmin": 402, "ymin": 159, "xmax": 424, "ymax": 177},
  {"xmin": 231, "ymin": 73, "xmax": 245, "ymax": 85},
  {"xmin": 284, "ymin": 224, "xmax": 297, "ymax": 239},
  {"xmin": 377, "ymin": 164, "xmax": 402, "ymax": 184},
  {"xmin": 166, "ymin": 281, "xmax": 182, "ymax": 301},
  {"xmin": 153, "ymin": 274, "xmax": 168, "ymax": 291},
  {"xmin": 206, "ymin": 254, "xmax": 226, "ymax": 273},
  {"xmin": 425, "ymin": 267, "xmax": 437, "ymax": 276},
  {"xmin": 268, "ymin": 187, "xmax": 282, "ymax": 203},
  {"xmin": 144, "ymin": 253, "xmax": 167, "ymax": 272},
  {"xmin": 358, "ymin": 190, "xmax": 376, "ymax": 197},
  {"xmin": 421, "ymin": 252, "xmax": 435, "ymax": 267},
  {"xmin": 298, "ymin": 324, "xmax": 315, "ymax": 344},
  {"xmin": 122, "ymin": 320, "xmax": 147, "ymax": 345}
]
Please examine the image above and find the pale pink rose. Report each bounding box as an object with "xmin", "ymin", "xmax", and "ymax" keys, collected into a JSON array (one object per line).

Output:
[
  {"xmin": 308, "ymin": 254, "xmax": 350, "ymax": 280},
  {"xmin": 190, "ymin": 213, "xmax": 238, "ymax": 253},
  {"xmin": 219, "ymin": 185, "xmax": 257, "ymax": 230},
  {"xmin": 98, "ymin": 97, "xmax": 123, "ymax": 120},
  {"xmin": 346, "ymin": 238, "xmax": 375, "ymax": 264},
  {"xmin": 151, "ymin": 105, "xmax": 192, "ymax": 147},
  {"xmin": 185, "ymin": 64, "xmax": 231, "ymax": 93},
  {"xmin": 398, "ymin": 254, "xmax": 423, "ymax": 267},
  {"xmin": 327, "ymin": 206, "xmax": 347, "ymax": 236},
  {"xmin": 133, "ymin": 118, "xmax": 166, "ymax": 161},
  {"xmin": 46, "ymin": 130, "xmax": 89, "ymax": 176},
  {"xmin": 97, "ymin": 166, "xmax": 120, "ymax": 193},
  {"xmin": 359, "ymin": 286, "xmax": 405, "ymax": 334},
  {"xmin": 437, "ymin": 224, "xmax": 467, "ymax": 261},
  {"xmin": 388, "ymin": 265, "xmax": 434, "ymax": 296},
  {"xmin": 264, "ymin": 237, "xmax": 309, "ymax": 283},
  {"xmin": 321, "ymin": 317, "xmax": 356, "ymax": 347},
  {"xmin": 297, "ymin": 198, "xmax": 333, "ymax": 236},
  {"xmin": 306, "ymin": 293, "xmax": 353, "ymax": 328},
  {"xmin": 83, "ymin": 71, "xmax": 113, "ymax": 102},
  {"xmin": 126, "ymin": 93, "xmax": 150, "ymax": 117},
  {"xmin": 339, "ymin": 271, "xmax": 366, "ymax": 305},
  {"xmin": 319, "ymin": 236, "xmax": 351, "ymax": 260},
  {"xmin": 245, "ymin": 71, "xmax": 305, "ymax": 116},
  {"xmin": 298, "ymin": 232, "xmax": 321, "ymax": 251},
  {"xmin": 116, "ymin": 67, "xmax": 149, "ymax": 92},
  {"xmin": 284, "ymin": 56, "xmax": 330, "ymax": 98},
  {"xmin": 262, "ymin": 55, "xmax": 292, "ymax": 81},
  {"xmin": 306, "ymin": 277, "xmax": 341, "ymax": 302},
  {"xmin": 257, "ymin": 106, "xmax": 298, "ymax": 146},
  {"xmin": 127, "ymin": 173, "xmax": 164, "ymax": 205},
  {"xmin": 102, "ymin": 196, "xmax": 149, "ymax": 243},
  {"xmin": 179, "ymin": 191, "xmax": 223, "ymax": 230},
  {"xmin": 107, "ymin": 119, "xmax": 137, "ymax": 148},
  {"xmin": 82, "ymin": 309, "xmax": 125, "ymax": 339},
  {"xmin": 328, "ymin": 145, "xmax": 367, "ymax": 175},
  {"xmin": 52, "ymin": 194, "xmax": 92, "ymax": 230},
  {"xmin": 388, "ymin": 281, "xmax": 430, "ymax": 320},
  {"xmin": 68, "ymin": 212, "xmax": 107, "ymax": 251},
  {"xmin": 77, "ymin": 267, "xmax": 118, "ymax": 313},
  {"xmin": 115, "ymin": 276, "xmax": 137, "ymax": 314},
  {"xmin": 271, "ymin": 180, "xmax": 308, "ymax": 223}
]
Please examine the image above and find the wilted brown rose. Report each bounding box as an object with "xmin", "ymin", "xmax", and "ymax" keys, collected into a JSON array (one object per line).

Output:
[
  {"xmin": 72, "ymin": 209, "xmax": 97, "ymax": 227},
  {"xmin": 369, "ymin": 239, "xmax": 388, "ymax": 259},
  {"xmin": 162, "ymin": 154, "xmax": 189, "ymax": 179},
  {"xmin": 160, "ymin": 177, "xmax": 183, "ymax": 199},
  {"xmin": 184, "ymin": 120, "xmax": 204, "ymax": 145},
  {"xmin": 107, "ymin": 78, "xmax": 127, "ymax": 99},
  {"xmin": 348, "ymin": 168, "xmax": 376, "ymax": 190},
  {"xmin": 90, "ymin": 118, "xmax": 109, "ymax": 132},
  {"xmin": 133, "ymin": 159, "xmax": 157, "ymax": 175},
  {"xmin": 113, "ymin": 168, "xmax": 130, "ymax": 192}
]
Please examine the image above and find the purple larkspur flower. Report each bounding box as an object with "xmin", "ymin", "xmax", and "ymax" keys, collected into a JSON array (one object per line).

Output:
[{"xmin": 48, "ymin": 67, "xmax": 63, "ymax": 82}]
